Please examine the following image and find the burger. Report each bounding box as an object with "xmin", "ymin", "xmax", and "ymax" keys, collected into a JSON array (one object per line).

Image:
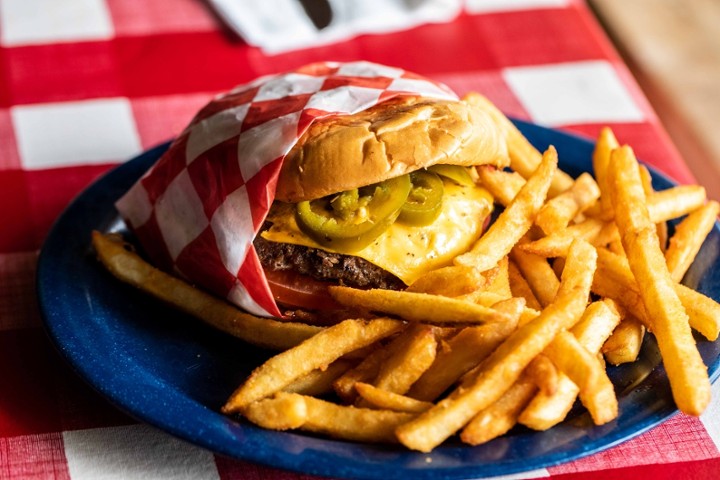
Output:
[
  {"xmin": 115, "ymin": 62, "xmax": 510, "ymax": 320},
  {"xmin": 253, "ymin": 94, "xmax": 508, "ymax": 315}
]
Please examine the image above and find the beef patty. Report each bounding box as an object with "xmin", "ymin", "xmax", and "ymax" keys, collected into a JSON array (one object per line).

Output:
[{"xmin": 254, "ymin": 234, "xmax": 405, "ymax": 290}]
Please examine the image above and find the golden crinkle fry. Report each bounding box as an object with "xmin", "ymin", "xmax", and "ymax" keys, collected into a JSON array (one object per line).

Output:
[{"xmin": 94, "ymin": 96, "xmax": 719, "ymax": 451}]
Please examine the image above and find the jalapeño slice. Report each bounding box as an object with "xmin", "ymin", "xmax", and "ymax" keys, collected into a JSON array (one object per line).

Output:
[
  {"xmin": 398, "ymin": 170, "xmax": 444, "ymax": 226},
  {"xmin": 428, "ymin": 164, "xmax": 475, "ymax": 186},
  {"xmin": 295, "ymin": 174, "xmax": 412, "ymax": 252}
]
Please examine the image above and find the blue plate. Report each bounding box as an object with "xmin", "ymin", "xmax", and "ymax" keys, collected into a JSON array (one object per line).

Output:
[{"xmin": 37, "ymin": 121, "xmax": 720, "ymax": 479}]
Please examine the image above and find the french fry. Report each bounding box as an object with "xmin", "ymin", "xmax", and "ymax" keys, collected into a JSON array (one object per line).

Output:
[
  {"xmin": 463, "ymin": 92, "xmax": 573, "ymax": 197},
  {"xmin": 525, "ymin": 354, "xmax": 559, "ymax": 396},
  {"xmin": 453, "ymin": 304, "xmax": 532, "ymax": 391},
  {"xmin": 478, "ymin": 263, "xmax": 501, "ymax": 291},
  {"xmin": 488, "ymin": 296, "xmax": 529, "ymax": 325},
  {"xmin": 91, "ymin": 231, "xmax": 323, "ymax": 350},
  {"xmin": 242, "ymin": 392, "xmax": 308, "ymax": 430},
  {"xmin": 508, "ymin": 259, "xmax": 543, "ymax": 310},
  {"xmin": 245, "ymin": 392, "xmax": 415, "ymax": 443},
  {"xmin": 570, "ymin": 300, "xmax": 623, "ymax": 352},
  {"xmin": 223, "ymin": 318, "xmax": 402, "ymax": 412},
  {"xmin": 300, "ymin": 394, "xmax": 415, "ymax": 443},
  {"xmin": 535, "ymin": 173, "xmax": 601, "ymax": 234},
  {"xmin": 675, "ymin": 285, "xmax": 720, "ymax": 341},
  {"xmin": 457, "ymin": 292, "xmax": 540, "ymax": 326},
  {"xmin": 328, "ymin": 286, "xmax": 514, "ymax": 324},
  {"xmin": 518, "ymin": 373, "xmax": 580, "ymax": 432},
  {"xmin": 476, "ymin": 166, "xmax": 526, "ymax": 207},
  {"xmin": 333, "ymin": 347, "xmax": 393, "ymax": 402},
  {"xmin": 460, "ymin": 375, "xmax": 537, "ymax": 445},
  {"xmin": 602, "ymin": 316, "xmax": 645, "ymax": 365},
  {"xmin": 543, "ymin": 331, "xmax": 599, "ymax": 396},
  {"xmin": 665, "ymin": 201, "xmax": 720, "ymax": 282},
  {"xmin": 595, "ymin": 220, "xmax": 623, "ymax": 247},
  {"xmin": 395, "ymin": 239, "xmax": 595, "ymax": 452},
  {"xmin": 608, "ymin": 146, "xmax": 710, "ymax": 416},
  {"xmin": 648, "ymin": 185, "xmax": 706, "ymax": 222},
  {"xmin": 454, "ymin": 147, "xmax": 557, "ymax": 271},
  {"xmin": 595, "ymin": 246, "xmax": 638, "ymax": 286},
  {"xmin": 407, "ymin": 265, "xmax": 487, "ymax": 296},
  {"xmin": 510, "ymin": 243, "xmax": 560, "ymax": 308},
  {"xmin": 484, "ymin": 255, "xmax": 512, "ymax": 299},
  {"xmin": 519, "ymin": 299, "xmax": 621, "ymax": 430},
  {"xmin": 592, "ymin": 259, "xmax": 649, "ymax": 324},
  {"xmin": 544, "ymin": 330, "xmax": 618, "ymax": 425},
  {"xmin": 595, "ymin": 246, "xmax": 720, "ymax": 341},
  {"xmin": 579, "ymin": 370, "xmax": 618, "ymax": 426},
  {"xmin": 592, "ymin": 127, "xmax": 620, "ymax": 220},
  {"xmin": 639, "ymin": 164, "xmax": 668, "ymax": 252},
  {"xmin": 283, "ymin": 359, "xmax": 356, "ymax": 396},
  {"xmin": 519, "ymin": 218, "xmax": 606, "ymax": 258},
  {"xmin": 355, "ymin": 383, "xmax": 433, "ymax": 413},
  {"xmin": 408, "ymin": 310, "xmax": 520, "ymax": 401},
  {"xmin": 372, "ymin": 324, "xmax": 438, "ymax": 395}
]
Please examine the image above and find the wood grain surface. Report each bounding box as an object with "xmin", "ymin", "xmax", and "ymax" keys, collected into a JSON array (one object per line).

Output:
[{"xmin": 589, "ymin": 0, "xmax": 720, "ymax": 199}]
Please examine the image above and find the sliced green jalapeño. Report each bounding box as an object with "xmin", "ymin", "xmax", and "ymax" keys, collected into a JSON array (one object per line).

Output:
[
  {"xmin": 398, "ymin": 170, "xmax": 444, "ymax": 226},
  {"xmin": 295, "ymin": 174, "xmax": 412, "ymax": 252},
  {"xmin": 428, "ymin": 164, "xmax": 475, "ymax": 186}
]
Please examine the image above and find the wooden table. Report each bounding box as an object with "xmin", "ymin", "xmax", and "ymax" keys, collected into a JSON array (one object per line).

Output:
[{"xmin": 589, "ymin": 0, "xmax": 720, "ymax": 199}]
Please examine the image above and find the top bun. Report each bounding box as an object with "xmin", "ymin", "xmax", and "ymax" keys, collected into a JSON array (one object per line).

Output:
[{"xmin": 275, "ymin": 96, "xmax": 509, "ymax": 202}]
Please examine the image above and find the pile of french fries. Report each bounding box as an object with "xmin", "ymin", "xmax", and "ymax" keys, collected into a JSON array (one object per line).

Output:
[{"xmin": 93, "ymin": 94, "xmax": 720, "ymax": 453}]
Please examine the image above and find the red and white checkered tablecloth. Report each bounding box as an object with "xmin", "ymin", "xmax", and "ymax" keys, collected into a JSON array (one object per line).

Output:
[{"xmin": 1, "ymin": 0, "xmax": 718, "ymax": 479}]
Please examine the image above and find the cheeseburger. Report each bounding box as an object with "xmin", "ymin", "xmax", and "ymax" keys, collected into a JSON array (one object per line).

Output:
[
  {"xmin": 115, "ymin": 61, "xmax": 509, "ymax": 318},
  {"xmin": 256, "ymin": 95, "xmax": 508, "ymax": 313}
]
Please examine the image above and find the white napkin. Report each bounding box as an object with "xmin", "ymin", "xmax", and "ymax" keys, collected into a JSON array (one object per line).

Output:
[{"xmin": 207, "ymin": 0, "xmax": 463, "ymax": 54}]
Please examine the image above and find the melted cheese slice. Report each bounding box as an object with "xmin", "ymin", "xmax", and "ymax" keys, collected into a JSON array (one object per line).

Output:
[{"xmin": 261, "ymin": 182, "xmax": 493, "ymax": 285}]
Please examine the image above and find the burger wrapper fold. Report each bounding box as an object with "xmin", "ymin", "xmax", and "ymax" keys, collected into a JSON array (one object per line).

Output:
[{"xmin": 115, "ymin": 61, "xmax": 457, "ymax": 317}]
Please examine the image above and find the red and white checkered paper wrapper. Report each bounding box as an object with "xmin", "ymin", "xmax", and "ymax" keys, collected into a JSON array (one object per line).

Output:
[{"xmin": 116, "ymin": 61, "xmax": 458, "ymax": 318}]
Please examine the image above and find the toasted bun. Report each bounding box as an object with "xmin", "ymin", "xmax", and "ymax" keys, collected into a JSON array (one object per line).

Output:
[{"xmin": 275, "ymin": 96, "xmax": 509, "ymax": 202}]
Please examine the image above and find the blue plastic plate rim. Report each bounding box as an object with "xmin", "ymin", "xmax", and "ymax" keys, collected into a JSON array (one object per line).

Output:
[{"xmin": 36, "ymin": 120, "xmax": 720, "ymax": 480}]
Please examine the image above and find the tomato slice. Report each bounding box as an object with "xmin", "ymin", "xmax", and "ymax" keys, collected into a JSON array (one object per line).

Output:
[{"xmin": 264, "ymin": 269, "xmax": 342, "ymax": 311}]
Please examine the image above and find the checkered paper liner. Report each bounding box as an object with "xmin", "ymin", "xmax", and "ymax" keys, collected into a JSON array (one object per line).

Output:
[{"xmin": 115, "ymin": 61, "xmax": 458, "ymax": 317}]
